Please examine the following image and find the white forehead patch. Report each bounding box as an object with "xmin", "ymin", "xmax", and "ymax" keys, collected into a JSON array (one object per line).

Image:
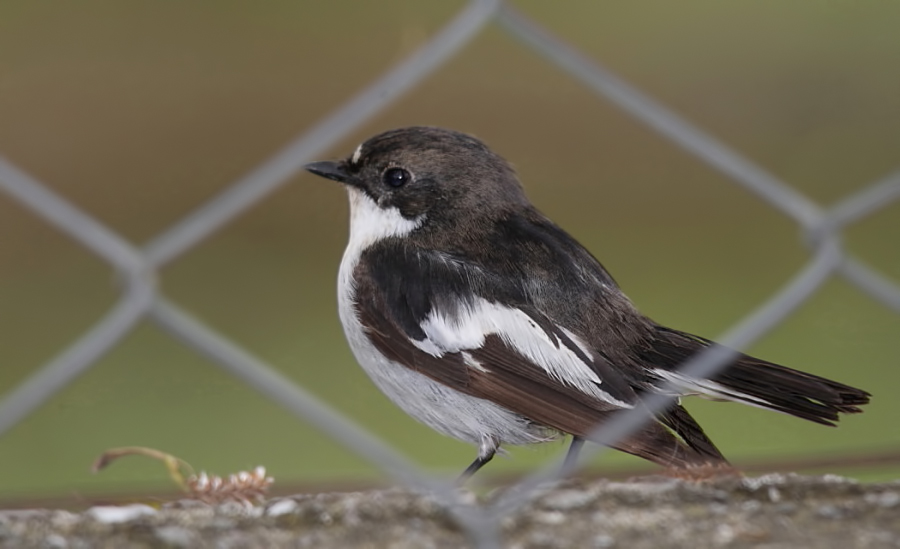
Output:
[{"xmin": 350, "ymin": 144, "xmax": 363, "ymax": 165}]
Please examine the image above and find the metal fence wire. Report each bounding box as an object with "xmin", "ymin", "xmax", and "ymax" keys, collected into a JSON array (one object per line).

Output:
[{"xmin": 1, "ymin": 2, "xmax": 899, "ymax": 547}]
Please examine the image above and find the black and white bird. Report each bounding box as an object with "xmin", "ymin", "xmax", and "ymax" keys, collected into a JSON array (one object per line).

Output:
[{"xmin": 305, "ymin": 126, "xmax": 870, "ymax": 481}]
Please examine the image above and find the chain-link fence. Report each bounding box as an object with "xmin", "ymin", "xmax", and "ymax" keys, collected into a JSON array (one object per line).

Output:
[{"xmin": 1, "ymin": 2, "xmax": 899, "ymax": 546}]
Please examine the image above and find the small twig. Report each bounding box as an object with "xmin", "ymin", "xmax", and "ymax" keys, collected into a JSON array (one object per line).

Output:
[
  {"xmin": 91, "ymin": 446, "xmax": 273, "ymax": 504},
  {"xmin": 91, "ymin": 446, "xmax": 194, "ymax": 491}
]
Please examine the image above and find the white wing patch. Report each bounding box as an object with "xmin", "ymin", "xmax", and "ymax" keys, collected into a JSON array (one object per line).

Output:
[
  {"xmin": 411, "ymin": 298, "xmax": 632, "ymax": 408},
  {"xmin": 461, "ymin": 351, "xmax": 487, "ymax": 372},
  {"xmin": 652, "ymin": 369, "xmax": 774, "ymax": 409},
  {"xmin": 561, "ymin": 326, "xmax": 593, "ymax": 359}
]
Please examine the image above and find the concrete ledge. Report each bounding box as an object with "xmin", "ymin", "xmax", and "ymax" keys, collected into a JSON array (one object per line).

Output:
[{"xmin": 2, "ymin": 474, "xmax": 898, "ymax": 548}]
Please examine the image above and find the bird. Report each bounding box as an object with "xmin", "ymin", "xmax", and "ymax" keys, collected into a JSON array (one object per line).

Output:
[{"xmin": 304, "ymin": 126, "xmax": 870, "ymax": 482}]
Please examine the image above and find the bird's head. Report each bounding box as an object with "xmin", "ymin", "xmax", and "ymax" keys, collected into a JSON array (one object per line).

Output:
[{"xmin": 305, "ymin": 127, "xmax": 529, "ymax": 231}]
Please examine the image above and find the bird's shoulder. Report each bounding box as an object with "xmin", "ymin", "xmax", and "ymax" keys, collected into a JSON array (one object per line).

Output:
[{"xmin": 423, "ymin": 206, "xmax": 620, "ymax": 291}]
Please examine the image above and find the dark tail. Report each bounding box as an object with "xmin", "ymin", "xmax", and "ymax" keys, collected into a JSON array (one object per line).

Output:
[{"xmin": 643, "ymin": 327, "xmax": 870, "ymax": 426}]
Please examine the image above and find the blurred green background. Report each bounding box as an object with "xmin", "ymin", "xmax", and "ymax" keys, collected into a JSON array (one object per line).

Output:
[{"xmin": 1, "ymin": 1, "xmax": 899, "ymax": 505}]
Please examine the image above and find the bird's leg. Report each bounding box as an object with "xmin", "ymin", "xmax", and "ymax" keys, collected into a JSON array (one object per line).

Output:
[
  {"xmin": 562, "ymin": 435, "xmax": 585, "ymax": 474},
  {"xmin": 457, "ymin": 435, "xmax": 499, "ymax": 485},
  {"xmin": 457, "ymin": 453, "xmax": 494, "ymax": 485}
]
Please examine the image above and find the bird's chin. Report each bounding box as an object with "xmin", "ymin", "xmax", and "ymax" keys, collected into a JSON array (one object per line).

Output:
[
  {"xmin": 346, "ymin": 186, "xmax": 362, "ymax": 208},
  {"xmin": 346, "ymin": 186, "xmax": 370, "ymax": 211}
]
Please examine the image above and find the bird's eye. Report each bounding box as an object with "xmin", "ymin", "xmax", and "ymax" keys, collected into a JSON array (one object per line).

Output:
[{"xmin": 383, "ymin": 167, "xmax": 411, "ymax": 188}]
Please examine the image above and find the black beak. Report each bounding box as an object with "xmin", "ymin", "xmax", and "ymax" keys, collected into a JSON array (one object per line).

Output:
[{"xmin": 304, "ymin": 161, "xmax": 348, "ymax": 183}]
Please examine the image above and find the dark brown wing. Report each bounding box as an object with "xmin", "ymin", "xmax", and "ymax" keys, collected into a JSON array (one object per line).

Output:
[{"xmin": 353, "ymin": 265, "xmax": 727, "ymax": 469}]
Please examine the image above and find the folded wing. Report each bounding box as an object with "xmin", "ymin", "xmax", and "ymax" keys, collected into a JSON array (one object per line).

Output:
[{"xmin": 354, "ymin": 243, "xmax": 729, "ymax": 468}]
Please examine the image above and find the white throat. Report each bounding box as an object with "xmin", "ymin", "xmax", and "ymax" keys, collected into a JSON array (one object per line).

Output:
[{"xmin": 344, "ymin": 188, "xmax": 424, "ymax": 257}]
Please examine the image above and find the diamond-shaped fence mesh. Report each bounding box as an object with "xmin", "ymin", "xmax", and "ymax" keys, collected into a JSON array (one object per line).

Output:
[{"xmin": 1, "ymin": 3, "xmax": 898, "ymax": 547}]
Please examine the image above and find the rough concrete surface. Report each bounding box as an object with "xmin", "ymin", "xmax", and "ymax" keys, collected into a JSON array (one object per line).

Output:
[{"xmin": 1, "ymin": 474, "xmax": 898, "ymax": 548}]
